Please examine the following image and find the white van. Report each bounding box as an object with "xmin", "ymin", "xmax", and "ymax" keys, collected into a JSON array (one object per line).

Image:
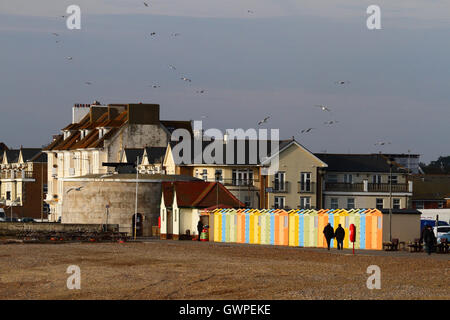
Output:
[{"xmin": 0, "ymin": 208, "xmax": 5, "ymax": 222}]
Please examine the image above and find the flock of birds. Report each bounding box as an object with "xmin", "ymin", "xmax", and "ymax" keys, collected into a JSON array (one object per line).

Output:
[{"xmin": 52, "ymin": 3, "xmax": 391, "ymax": 149}]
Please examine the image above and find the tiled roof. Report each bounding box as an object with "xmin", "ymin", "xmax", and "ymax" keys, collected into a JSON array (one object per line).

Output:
[
  {"xmin": 171, "ymin": 139, "xmax": 292, "ymax": 166},
  {"xmin": 162, "ymin": 181, "xmax": 245, "ymax": 208},
  {"xmin": 314, "ymin": 153, "xmax": 405, "ymax": 173}
]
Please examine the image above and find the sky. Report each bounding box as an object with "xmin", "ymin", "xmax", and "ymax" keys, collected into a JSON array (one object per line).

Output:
[{"xmin": 0, "ymin": 1, "xmax": 449, "ymax": 163}]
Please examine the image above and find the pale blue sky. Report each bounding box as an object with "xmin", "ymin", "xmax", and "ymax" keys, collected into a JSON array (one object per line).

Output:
[{"xmin": 0, "ymin": 1, "xmax": 449, "ymax": 162}]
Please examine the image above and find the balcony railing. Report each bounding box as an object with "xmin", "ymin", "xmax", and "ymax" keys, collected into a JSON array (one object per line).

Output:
[
  {"xmin": 202, "ymin": 178, "xmax": 258, "ymax": 188},
  {"xmin": 324, "ymin": 182, "xmax": 409, "ymax": 193},
  {"xmin": 272, "ymin": 181, "xmax": 289, "ymax": 193},
  {"xmin": 0, "ymin": 171, "xmax": 34, "ymax": 179},
  {"xmin": 298, "ymin": 181, "xmax": 315, "ymax": 193}
]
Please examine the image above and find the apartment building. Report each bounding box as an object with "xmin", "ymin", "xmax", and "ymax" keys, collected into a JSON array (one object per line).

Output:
[
  {"xmin": 43, "ymin": 102, "xmax": 192, "ymax": 222},
  {"xmin": 163, "ymin": 137, "xmax": 327, "ymax": 209},
  {"xmin": 0, "ymin": 148, "xmax": 48, "ymax": 220},
  {"xmin": 314, "ymin": 153, "xmax": 413, "ymax": 210}
]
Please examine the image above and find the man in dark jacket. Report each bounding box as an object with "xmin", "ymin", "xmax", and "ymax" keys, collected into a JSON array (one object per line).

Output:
[
  {"xmin": 323, "ymin": 223, "xmax": 335, "ymax": 250},
  {"xmin": 335, "ymin": 224, "xmax": 345, "ymax": 250},
  {"xmin": 197, "ymin": 219, "xmax": 204, "ymax": 241},
  {"xmin": 423, "ymin": 225, "xmax": 436, "ymax": 255}
]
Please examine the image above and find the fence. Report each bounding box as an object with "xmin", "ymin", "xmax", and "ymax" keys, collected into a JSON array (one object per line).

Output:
[{"xmin": 207, "ymin": 208, "xmax": 383, "ymax": 250}]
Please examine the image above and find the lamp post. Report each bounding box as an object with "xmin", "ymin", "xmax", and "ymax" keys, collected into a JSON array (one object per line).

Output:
[
  {"xmin": 215, "ymin": 171, "xmax": 221, "ymax": 209},
  {"xmin": 387, "ymin": 158, "xmax": 394, "ymax": 241},
  {"xmin": 134, "ymin": 156, "xmax": 139, "ymax": 240}
]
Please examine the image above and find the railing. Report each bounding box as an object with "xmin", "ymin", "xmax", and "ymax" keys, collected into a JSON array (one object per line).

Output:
[
  {"xmin": 272, "ymin": 181, "xmax": 289, "ymax": 193},
  {"xmin": 203, "ymin": 178, "xmax": 258, "ymax": 188},
  {"xmin": 298, "ymin": 181, "xmax": 316, "ymax": 193},
  {"xmin": 324, "ymin": 182, "xmax": 409, "ymax": 192},
  {"xmin": 324, "ymin": 182, "xmax": 364, "ymax": 192},
  {"xmin": 368, "ymin": 183, "xmax": 409, "ymax": 192},
  {"xmin": 0, "ymin": 171, "xmax": 34, "ymax": 179}
]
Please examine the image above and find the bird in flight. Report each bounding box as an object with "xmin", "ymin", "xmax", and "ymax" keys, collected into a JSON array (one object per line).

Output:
[
  {"xmin": 66, "ymin": 56, "xmax": 73, "ymax": 60},
  {"xmin": 196, "ymin": 90, "xmax": 205, "ymax": 94},
  {"xmin": 300, "ymin": 128, "xmax": 315, "ymax": 134},
  {"xmin": 315, "ymin": 105, "xmax": 331, "ymax": 112},
  {"xmin": 143, "ymin": 2, "xmax": 149, "ymax": 7},
  {"xmin": 374, "ymin": 141, "xmax": 391, "ymax": 146},
  {"xmin": 335, "ymin": 80, "xmax": 350, "ymax": 85},
  {"xmin": 66, "ymin": 186, "xmax": 84, "ymax": 194},
  {"xmin": 171, "ymin": 33, "xmax": 181, "ymax": 37},
  {"xmin": 168, "ymin": 65, "xmax": 176, "ymax": 70},
  {"xmin": 150, "ymin": 84, "xmax": 160, "ymax": 88},
  {"xmin": 248, "ymin": 10, "xmax": 254, "ymax": 14},
  {"xmin": 181, "ymin": 77, "xmax": 192, "ymax": 82},
  {"xmin": 52, "ymin": 33, "xmax": 59, "ymax": 36},
  {"xmin": 258, "ymin": 116, "xmax": 270, "ymax": 126},
  {"xmin": 150, "ymin": 32, "xmax": 156, "ymax": 36},
  {"xmin": 85, "ymin": 81, "xmax": 92, "ymax": 85},
  {"xmin": 324, "ymin": 120, "xmax": 339, "ymax": 125}
]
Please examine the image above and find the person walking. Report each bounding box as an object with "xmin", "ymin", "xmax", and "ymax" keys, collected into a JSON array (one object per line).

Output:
[
  {"xmin": 423, "ymin": 225, "xmax": 436, "ymax": 255},
  {"xmin": 197, "ymin": 219, "xmax": 204, "ymax": 241},
  {"xmin": 335, "ymin": 224, "xmax": 345, "ymax": 250},
  {"xmin": 323, "ymin": 223, "xmax": 335, "ymax": 250}
]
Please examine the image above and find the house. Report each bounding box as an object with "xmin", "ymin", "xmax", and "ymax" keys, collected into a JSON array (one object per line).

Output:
[
  {"xmin": 0, "ymin": 148, "xmax": 48, "ymax": 220},
  {"xmin": 163, "ymin": 137, "xmax": 327, "ymax": 210},
  {"xmin": 314, "ymin": 153, "xmax": 413, "ymax": 210},
  {"xmin": 160, "ymin": 180, "xmax": 245, "ymax": 240},
  {"xmin": 62, "ymin": 172, "xmax": 200, "ymax": 236},
  {"xmin": 411, "ymin": 174, "xmax": 450, "ymax": 209},
  {"xmin": 43, "ymin": 102, "xmax": 192, "ymax": 222}
]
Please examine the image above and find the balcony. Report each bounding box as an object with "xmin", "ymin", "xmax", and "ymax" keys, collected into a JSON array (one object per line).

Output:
[
  {"xmin": 272, "ymin": 181, "xmax": 289, "ymax": 193},
  {"xmin": 298, "ymin": 181, "xmax": 315, "ymax": 193},
  {"xmin": 0, "ymin": 171, "xmax": 34, "ymax": 179},
  {"xmin": 324, "ymin": 182, "xmax": 409, "ymax": 193}
]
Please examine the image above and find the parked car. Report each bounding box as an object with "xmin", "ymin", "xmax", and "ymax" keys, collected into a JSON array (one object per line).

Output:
[
  {"xmin": 437, "ymin": 232, "xmax": 450, "ymax": 244},
  {"xmin": 433, "ymin": 226, "xmax": 450, "ymax": 238},
  {"xmin": 21, "ymin": 217, "xmax": 36, "ymax": 223},
  {"xmin": 421, "ymin": 219, "xmax": 449, "ymax": 230}
]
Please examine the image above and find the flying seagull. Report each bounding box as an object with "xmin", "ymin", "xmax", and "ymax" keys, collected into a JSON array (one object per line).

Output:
[
  {"xmin": 66, "ymin": 186, "xmax": 84, "ymax": 194},
  {"xmin": 84, "ymin": 81, "xmax": 92, "ymax": 85},
  {"xmin": 248, "ymin": 10, "xmax": 254, "ymax": 14},
  {"xmin": 324, "ymin": 120, "xmax": 339, "ymax": 125},
  {"xmin": 258, "ymin": 116, "xmax": 270, "ymax": 126},
  {"xmin": 196, "ymin": 90, "xmax": 205, "ymax": 94},
  {"xmin": 374, "ymin": 141, "xmax": 391, "ymax": 146},
  {"xmin": 143, "ymin": 2, "xmax": 149, "ymax": 7},
  {"xmin": 150, "ymin": 32, "xmax": 156, "ymax": 36},
  {"xmin": 181, "ymin": 77, "xmax": 192, "ymax": 82},
  {"xmin": 150, "ymin": 84, "xmax": 160, "ymax": 88},
  {"xmin": 300, "ymin": 128, "xmax": 315, "ymax": 133},
  {"xmin": 315, "ymin": 105, "xmax": 331, "ymax": 112},
  {"xmin": 66, "ymin": 56, "xmax": 73, "ymax": 60},
  {"xmin": 168, "ymin": 65, "xmax": 176, "ymax": 70},
  {"xmin": 171, "ymin": 33, "xmax": 181, "ymax": 37},
  {"xmin": 335, "ymin": 80, "xmax": 350, "ymax": 85},
  {"xmin": 52, "ymin": 33, "xmax": 59, "ymax": 36}
]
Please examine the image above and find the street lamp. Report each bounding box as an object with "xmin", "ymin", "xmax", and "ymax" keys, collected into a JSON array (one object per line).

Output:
[
  {"xmin": 215, "ymin": 171, "xmax": 222, "ymax": 209},
  {"xmin": 386, "ymin": 157, "xmax": 394, "ymax": 241}
]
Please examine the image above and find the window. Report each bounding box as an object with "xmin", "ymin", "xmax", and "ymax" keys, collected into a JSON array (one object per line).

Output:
[
  {"xmin": 244, "ymin": 196, "xmax": 251, "ymax": 208},
  {"xmin": 274, "ymin": 172, "xmax": 286, "ymax": 191},
  {"xmin": 393, "ymin": 198, "xmax": 400, "ymax": 209},
  {"xmin": 372, "ymin": 175, "xmax": 382, "ymax": 184},
  {"xmin": 274, "ymin": 196, "xmax": 285, "ymax": 209},
  {"xmin": 43, "ymin": 184, "xmax": 48, "ymax": 193},
  {"xmin": 202, "ymin": 169, "xmax": 208, "ymax": 181},
  {"xmin": 330, "ymin": 198, "xmax": 338, "ymax": 209},
  {"xmin": 300, "ymin": 197, "xmax": 311, "ymax": 209},
  {"xmin": 376, "ymin": 198, "xmax": 383, "ymax": 209},
  {"xmin": 6, "ymin": 191, "xmax": 11, "ymax": 201},
  {"xmin": 300, "ymin": 172, "xmax": 311, "ymax": 192},
  {"xmin": 343, "ymin": 174, "xmax": 353, "ymax": 184},
  {"xmin": 347, "ymin": 198, "xmax": 355, "ymax": 209},
  {"xmin": 415, "ymin": 201, "xmax": 424, "ymax": 209},
  {"xmin": 438, "ymin": 201, "xmax": 444, "ymax": 209},
  {"xmin": 388, "ymin": 175, "xmax": 398, "ymax": 185},
  {"xmin": 327, "ymin": 174, "xmax": 338, "ymax": 183},
  {"xmin": 232, "ymin": 169, "xmax": 253, "ymax": 186},
  {"xmin": 195, "ymin": 169, "xmax": 199, "ymax": 178},
  {"xmin": 214, "ymin": 169, "xmax": 223, "ymax": 182}
]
